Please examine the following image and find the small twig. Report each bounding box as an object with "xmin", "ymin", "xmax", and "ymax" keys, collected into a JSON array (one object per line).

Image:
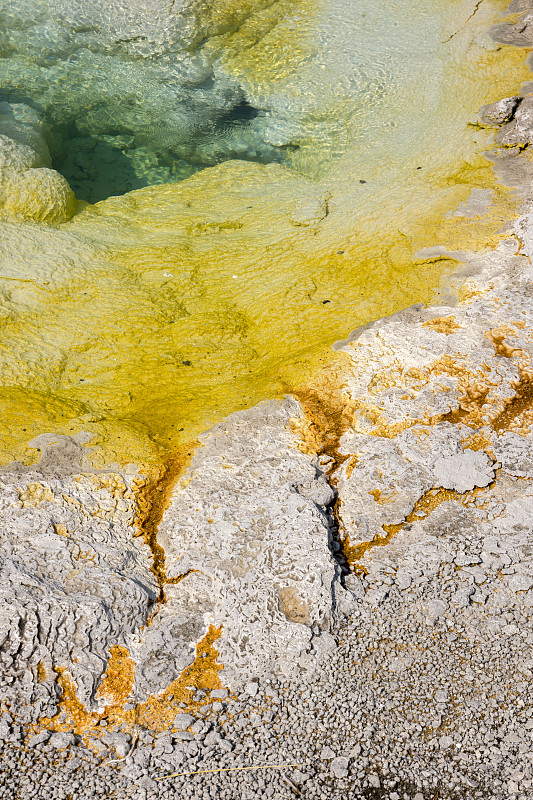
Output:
[
  {"xmin": 155, "ymin": 762, "xmax": 302, "ymax": 780},
  {"xmin": 101, "ymin": 730, "xmax": 139, "ymax": 768},
  {"xmin": 282, "ymin": 775, "xmax": 302, "ymax": 795},
  {"xmin": 114, "ymin": 785, "xmax": 138, "ymax": 799},
  {"xmin": 108, "ymin": 760, "xmax": 303, "ymax": 796}
]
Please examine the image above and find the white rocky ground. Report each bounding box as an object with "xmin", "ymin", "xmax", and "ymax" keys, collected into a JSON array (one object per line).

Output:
[
  {"xmin": 0, "ymin": 400, "xmax": 343, "ymax": 726},
  {"xmin": 140, "ymin": 398, "xmax": 339, "ymax": 695}
]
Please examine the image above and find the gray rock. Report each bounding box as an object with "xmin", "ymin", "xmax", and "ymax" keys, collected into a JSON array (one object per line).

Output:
[
  {"xmin": 49, "ymin": 732, "xmax": 75, "ymax": 750},
  {"xmin": 27, "ymin": 731, "xmax": 50, "ymax": 747},
  {"xmin": 491, "ymin": 14, "xmax": 533, "ymax": 47},
  {"xmin": 454, "ymin": 552, "xmax": 482, "ymax": 566},
  {"xmin": 189, "ymin": 720, "xmax": 207, "ymax": 736},
  {"xmin": 244, "ymin": 681, "xmax": 259, "ymax": 698},
  {"xmin": 137, "ymin": 398, "xmax": 339, "ymax": 693},
  {"xmin": 173, "ymin": 713, "xmax": 195, "ymax": 731},
  {"xmin": 479, "ymin": 96, "xmax": 520, "ymax": 126},
  {"xmin": 203, "ymin": 731, "xmax": 222, "ymax": 747},
  {"xmin": 432, "ymin": 450, "xmax": 495, "ymax": 493},
  {"xmin": 506, "ymin": 574, "xmax": 533, "ymax": 593},
  {"xmin": 498, "ymin": 96, "xmax": 533, "ymax": 146},
  {"xmin": 115, "ymin": 741, "xmax": 130, "ymax": 759},
  {"xmin": 330, "ymin": 756, "xmax": 350, "ymax": 779},
  {"xmin": 210, "ymin": 689, "xmax": 228, "ymax": 700},
  {"xmin": 425, "ymin": 599, "xmax": 448, "ymax": 621},
  {"xmin": 172, "ymin": 731, "xmax": 194, "ymax": 742},
  {"xmin": 395, "ymin": 572, "xmax": 413, "ymax": 590}
]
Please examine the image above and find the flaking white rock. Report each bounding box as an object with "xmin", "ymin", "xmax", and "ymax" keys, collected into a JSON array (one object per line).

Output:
[{"xmin": 138, "ymin": 397, "xmax": 340, "ymax": 693}]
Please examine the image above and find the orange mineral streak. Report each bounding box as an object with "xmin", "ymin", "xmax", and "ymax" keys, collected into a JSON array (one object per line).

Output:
[
  {"xmin": 95, "ymin": 646, "xmax": 135, "ymax": 707},
  {"xmin": 368, "ymin": 488, "xmax": 400, "ymax": 505},
  {"xmin": 41, "ymin": 626, "xmax": 223, "ymax": 737},
  {"xmin": 135, "ymin": 624, "xmax": 224, "ymax": 732},
  {"xmin": 485, "ymin": 324, "xmax": 528, "ymax": 359},
  {"xmin": 133, "ymin": 443, "xmax": 197, "ymax": 602},
  {"xmin": 458, "ymin": 282, "xmax": 492, "ymax": 303},
  {"xmin": 344, "ymin": 454, "xmax": 359, "ymax": 480},
  {"xmin": 491, "ymin": 367, "xmax": 533, "ymax": 434},
  {"xmin": 422, "ymin": 315, "xmax": 462, "ymax": 335},
  {"xmin": 290, "ymin": 361, "xmax": 352, "ymax": 471},
  {"xmin": 348, "ymin": 348, "xmax": 533, "ymax": 440},
  {"xmin": 343, "ymin": 480, "xmax": 495, "ymax": 570},
  {"xmin": 338, "ymin": 359, "xmax": 533, "ymax": 569},
  {"xmin": 338, "ymin": 354, "xmax": 533, "ymax": 569},
  {"xmin": 338, "ymin": 355, "xmax": 494, "ymax": 441},
  {"xmin": 460, "ymin": 431, "xmax": 495, "ymax": 454},
  {"xmin": 291, "ymin": 312, "xmax": 533, "ymax": 578}
]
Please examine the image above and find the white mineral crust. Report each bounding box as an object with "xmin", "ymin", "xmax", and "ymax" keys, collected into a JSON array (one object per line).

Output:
[{"xmin": 136, "ymin": 397, "xmax": 339, "ymax": 695}]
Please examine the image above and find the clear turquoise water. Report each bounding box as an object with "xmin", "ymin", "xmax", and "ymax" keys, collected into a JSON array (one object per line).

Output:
[
  {"xmin": 0, "ymin": 0, "xmax": 492, "ymax": 202},
  {"xmin": 0, "ymin": 1, "xmax": 296, "ymax": 200}
]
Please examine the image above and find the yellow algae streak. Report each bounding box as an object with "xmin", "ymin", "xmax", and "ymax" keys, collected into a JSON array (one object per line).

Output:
[{"xmin": 0, "ymin": 0, "xmax": 531, "ymax": 469}]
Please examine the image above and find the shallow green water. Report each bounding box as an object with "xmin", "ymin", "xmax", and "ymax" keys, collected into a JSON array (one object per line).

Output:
[
  {"xmin": 0, "ymin": 0, "xmax": 296, "ymax": 200},
  {"xmin": 0, "ymin": 0, "xmax": 500, "ymax": 199}
]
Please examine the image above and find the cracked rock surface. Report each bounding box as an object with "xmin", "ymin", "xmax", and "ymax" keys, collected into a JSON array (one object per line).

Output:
[
  {"xmin": 0, "ymin": 399, "xmax": 343, "ymax": 723},
  {"xmin": 0, "ymin": 436, "xmax": 157, "ymax": 720},
  {"xmin": 143, "ymin": 397, "xmax": 339, "ymax": 694}
]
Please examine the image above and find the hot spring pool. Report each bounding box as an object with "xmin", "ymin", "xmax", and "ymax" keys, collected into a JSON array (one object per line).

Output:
[{"xmin": 0, "ymin": 0, "xmax": 528, "ymax": 467}]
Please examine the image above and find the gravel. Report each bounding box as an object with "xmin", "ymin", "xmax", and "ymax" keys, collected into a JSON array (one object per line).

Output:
[{"xmin": 1, "ymin": 548, "xmax": 532, "ymax": 800}]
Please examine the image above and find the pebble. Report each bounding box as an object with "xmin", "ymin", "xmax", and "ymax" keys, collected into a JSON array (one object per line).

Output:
[
  {"xmin": 330, "ymin": 756, "xmax": 350, "ymax": 778},
  {"xmin": 244, "ymin": 681, "xmax": 259, "ymax": 698},
  {"xmin": 48, "ymin": 733, "xmax": 75, "ymax": 750},
  {"xmin": 173, "ymin": 713, "xmax": 195, "ymax": 730}
]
